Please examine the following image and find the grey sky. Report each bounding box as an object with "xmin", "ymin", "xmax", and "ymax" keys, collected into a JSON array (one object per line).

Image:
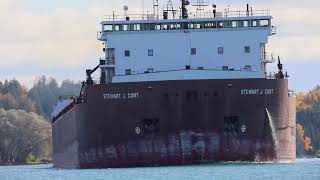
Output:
[{"xmin": 0, "ymin": 0, "xmax": 319, "ymax": 92}]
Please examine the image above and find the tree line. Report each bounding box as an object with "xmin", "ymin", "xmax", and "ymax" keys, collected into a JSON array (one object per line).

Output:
[{"xmin": 0, "ymin": 77, "xmax": 81, "ymax": 164}]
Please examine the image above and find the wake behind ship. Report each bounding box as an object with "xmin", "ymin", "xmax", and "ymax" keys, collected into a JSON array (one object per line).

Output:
[{"xmin": 52, "ymin": 0, "xmax": 296, "ymax": 169}]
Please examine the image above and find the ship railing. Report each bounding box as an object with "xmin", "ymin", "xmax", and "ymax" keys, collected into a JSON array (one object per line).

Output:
[
  {"xmin": 189, "ymin": 10, "xmax": 270, "ymax": 19},
  {"xmin": 266, "ymin": 71, "xmax": 289, "ymax": 79},
  {"xmin": 102, "ymin": 10, "xmax": 270, "ymax": 21},
  {"xmin": 100, "ymin": 58, "xmax": 115, "ymax": 65},
  {"xmin": 266, "ymin": 72, "xmax": 276, "ymax": 79}
]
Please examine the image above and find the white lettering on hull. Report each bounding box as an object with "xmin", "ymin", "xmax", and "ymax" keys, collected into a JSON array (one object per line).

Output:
[
  {"xmin": 241, "ymin": 89, "xmax": 274, "ymax": 95},
  {"xmin": 103, "ymin": 93, "xmax": 140, "ymax": 100}
]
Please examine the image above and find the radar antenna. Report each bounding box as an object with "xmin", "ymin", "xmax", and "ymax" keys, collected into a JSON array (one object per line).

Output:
[
  {"xmin": 123, "ymin": 5, "xmax": 128, "ymax": 16},
  {"xmin": 181, "ymin": 0, "xmax": 190, "ymax": 19},
  {"xmin": 123, "ymin": 5, "xmax": 129, "ymax": 20}
]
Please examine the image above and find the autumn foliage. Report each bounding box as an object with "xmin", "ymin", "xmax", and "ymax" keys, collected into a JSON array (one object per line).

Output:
[{"xmin": 296, "ymin": 86, "xmax": 320, "ymax": 156}]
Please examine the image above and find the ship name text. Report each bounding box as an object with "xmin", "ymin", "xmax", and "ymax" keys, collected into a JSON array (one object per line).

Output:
[
  {"xmin": 103, "ymin": 93, "xmax": 140, "ymax": 100},
  {"xmin": 241, "ymin": 89, "xmax": 274, "ymax": 95}
]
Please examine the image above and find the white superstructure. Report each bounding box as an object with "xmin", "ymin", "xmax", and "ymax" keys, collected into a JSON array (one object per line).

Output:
[{"xmin": 98, "ymin": 1, "xmax": 276, "ymax": 83}]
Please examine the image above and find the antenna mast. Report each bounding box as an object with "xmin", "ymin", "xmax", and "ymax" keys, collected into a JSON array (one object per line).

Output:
[
  {"xmin": 153, "ymin": 0, "xmax": 159, "ymax": 19},
  {"xmin": 141, "ymin": 0, "xmax": 145, "ymax": 19}
]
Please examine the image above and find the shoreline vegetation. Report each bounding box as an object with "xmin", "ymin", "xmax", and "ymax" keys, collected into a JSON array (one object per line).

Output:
[
  {"xmin": 0, "ymin": 76, "xmax": 319, "ymax": 165},
  {"xmin": 0, "ymin": 77, "xmax": 81, "ymax": 165}
]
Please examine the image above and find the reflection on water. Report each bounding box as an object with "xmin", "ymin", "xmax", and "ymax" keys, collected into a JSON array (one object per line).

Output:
[{"xmin": 0, "ymin": 159, "xmax": 319, "ymax": 180}]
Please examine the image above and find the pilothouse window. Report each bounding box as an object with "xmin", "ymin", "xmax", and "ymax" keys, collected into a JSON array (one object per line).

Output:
[
  {"xmin": 129, "ymin": 24, "xmax": 135, "ymax": 31},
  {"xmin": 224, "ymin": 21, "xmax": 231, "ymax": 28},
  {"xmin": 161, "ymin": 24, "xmax": 168, "ymax": 30},
  {"xmin": 134, "ymin": 24, "xmax": 141, "ymax": 31},
  {"xmin": 251, "ymin": 20, "xmax": 258, "ymax": 27},
  {"xmin": 260, "ymin": 20, "xmax": 270, "ymax": 27},
  {"xmin": 211, "ymin": 21, "xmax": 217, "ymax": 28},
  {"xmin": 114, "ymin": 25, "xmax": 121, "ymax": 31},
  {"xmin": 204, "ymin": 22, "xmax": 211, "ymax": 28},
  {"xmin": 191, "ymin": 23, "xmax": 200, "ymax": 29},
  {"xmin": 243, "ymin": 21, "xmax": 249, "ymax": 27},
  {"xmin": 231, "ymin": 21, "xmax": 237, "ymax": 28},
  {"xmin": 150, "ymin": 24, "xmax": 156, "ymax": 30},
  {"xmin": 237, "ymin": 21, "xmax": 244, "ymax": 27},
  {"xmin": 169, "ymin": 23, "xmax": 176, "ymax": 29},
  {"xmin": 123, "ymin": 24, "xmax": 129, "ymax": 31},
  {"xmin": 143, "ymin": 24, "xmax": 151, "ymax": 30},
  {"xmin": 104, "ymin": 25, "xmax": 113, "ymax": 31}
]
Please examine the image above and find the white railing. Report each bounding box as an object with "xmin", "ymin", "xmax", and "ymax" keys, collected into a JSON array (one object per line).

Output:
[
  {"xmin": 102, "ymin": 10, "xmax": 270, "ymax": 21},
  {"xmin": 100, "ymin": 58, "xmax": 115, "ymax": 65}
]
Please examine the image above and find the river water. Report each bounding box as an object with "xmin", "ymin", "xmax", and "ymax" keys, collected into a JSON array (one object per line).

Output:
[{"xmin": 0, "ymin": 159, "xmax": 319, "ymax": 180}]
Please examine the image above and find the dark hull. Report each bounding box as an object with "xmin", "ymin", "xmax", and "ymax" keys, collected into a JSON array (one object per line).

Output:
[{"xmin": 53, "ymin": 78, "xmax": 296, "ymax": 169}]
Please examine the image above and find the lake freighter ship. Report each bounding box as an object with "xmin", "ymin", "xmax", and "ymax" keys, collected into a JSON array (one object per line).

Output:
[{"xmin": 52, "ymin": 0, "xmax": 296, "ymax": 169}]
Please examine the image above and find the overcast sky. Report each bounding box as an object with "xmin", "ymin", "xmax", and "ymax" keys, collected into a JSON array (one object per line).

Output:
[{"xmin": 0, "ymin": 0, "xmax": 319, "ymax": 92}]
